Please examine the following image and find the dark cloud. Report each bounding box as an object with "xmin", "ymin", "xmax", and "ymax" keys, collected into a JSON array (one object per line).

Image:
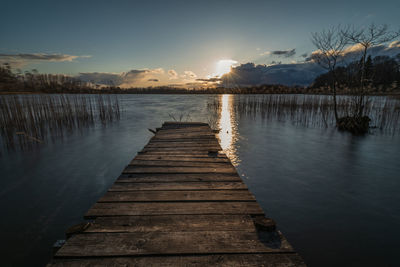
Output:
[
  {"xmin": 271, "ymin": 49, "xmax": 296, "ymax": 57},
  {"xmin": 220, "ymin": 62, "xmax": 324, "ymax": 87},
  {"xmin": 0, "ymin": 53, "xmax": 90, "ymax": 67},
  {"xmin": 196, "ymin": 77, "xmax": 221, "ymax": 82},
  {"xmin": 223, "ymin": 42, "xmax": 400, "ymax": 87},
  {"xmin": 78, "ymin": 68, "xmax": 164, "ymax": 87},
  {"xmin": 301, "ymin": 53, "xmax": 308, "ymax": 58},
  {"xmin": 0, "ymin": 53, "xmax": 79, "ymax": 61},
  {"xmin": 125, "ymin": 69, "xmax": 148, "ymax": 74},
  {"xmin": 270, "ymin": 61, "xmax": 282, "ymax": 65}
]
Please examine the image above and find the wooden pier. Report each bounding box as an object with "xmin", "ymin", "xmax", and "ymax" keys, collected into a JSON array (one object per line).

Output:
[{"xmin": 48, "ymin": 122, "xmax": 306, "ymax": 266}]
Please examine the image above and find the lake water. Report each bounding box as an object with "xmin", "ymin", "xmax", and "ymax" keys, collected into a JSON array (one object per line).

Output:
[{"xmin": 1, "ymin": 94, "xmax": 399, "ymax": 266}]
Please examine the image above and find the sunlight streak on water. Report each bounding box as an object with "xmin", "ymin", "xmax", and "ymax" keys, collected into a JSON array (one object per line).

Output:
[{"xmin": 218, "ymin": 94, "xmax": 240, "ymax": 165}]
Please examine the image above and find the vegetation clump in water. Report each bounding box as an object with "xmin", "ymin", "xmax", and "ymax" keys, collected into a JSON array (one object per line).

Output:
[{"xmin": 337, "ymin": 116, "xmax": 371, "ymax": 135}]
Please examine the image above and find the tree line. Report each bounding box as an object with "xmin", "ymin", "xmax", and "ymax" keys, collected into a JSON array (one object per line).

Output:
[
  {"xmin": 0, "ymin": 63, "xmax": 96, "ymax": 93},
  {"xmin": 312, "ymin": 54, "xmax": 400, "ymax": 93}
]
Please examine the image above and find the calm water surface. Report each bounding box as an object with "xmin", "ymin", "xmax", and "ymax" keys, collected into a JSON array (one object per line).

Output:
[{"xmin": 1, "ymin": 94, "xmax": 399, "ymax": 266}]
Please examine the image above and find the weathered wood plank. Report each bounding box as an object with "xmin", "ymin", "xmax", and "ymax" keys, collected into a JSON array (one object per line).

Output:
[
  {"xmin": 123, "ymin": 166, "xmax": 236, "ymax": 174},
  {"xmin": 142, "ymin": 148, "xmax": 223, "ymax": 153},
  {"xmin": 163, "ymin": 121, "xmax": 209, "ymax": 126},
  {"xmin": 55, "ymin": 230, "xmax": 292, "ymax": 257},
  {"xmin": 110, "ymin": 181, "xmax": 247, "ymax": 191},
  {"xmin": 118, "ymin": 173, "xmax": 241, "ymax": 182},
  {"xmin": 132, "ymin": 155, "xmax": 230, "ymax": 162},
  {"xmin": 129, "ymin": 160, "xmax": 233, "ymax": 168},
  {"xmin": 156, "ymin": 129, "xmax": 213, "ymax": 135},
  {"xmin": 138, "ymin": 152, "xmax": 227, "ymax": 157},
  {"xmin": 85, "ymin": 202, "xmax": 264, "ymax": 218},
  {"xmin": 156, "ymin": 133, "xmax": 214, "ymax": 136},
  {"xmin": 151, "ymin": 136, "xmax": 216, "ymax": 140},
  {"xmin": 98, "ymin": 190, "xmax": 256, "ymax": 202},
  {"xmin": 49, "ymin": 253, "xmax": 306, "ymax": 267},
  {"xmin": 148, "ymin": 140, "xmax": 219, "ymax": 144},
  {"xmin": 149, "ymin": 138, "xmax": 220, "ymax": 143},
  {"xmin": 152, "ymin": 136, "xmax": 216, "ymax": 139},
  {"xmin": 145, "ymin": 143, "xmax": 221, "ymax": 149},
  {"xmin": 85, "ymin": 215, "xmax": 257, "ymax": 233},
  {"xmin": 141, "ymin": 148, "xmax": 220, "ymax": 153}
]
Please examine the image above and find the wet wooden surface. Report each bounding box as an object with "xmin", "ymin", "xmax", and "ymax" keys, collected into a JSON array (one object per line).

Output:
[{"xmin": 48, "ymin": 122, "xmax": 306, "ymax": 266}]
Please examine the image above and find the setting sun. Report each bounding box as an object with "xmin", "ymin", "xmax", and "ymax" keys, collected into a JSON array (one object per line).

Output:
[{"xmin": 214, "ymin": 59, "xmax": 238, "ymax": 77}]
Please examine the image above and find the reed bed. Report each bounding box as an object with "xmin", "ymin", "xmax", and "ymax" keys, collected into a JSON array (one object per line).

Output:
[
  {"xmin": 0, "ymin": 94, "xmax": 120, "ymax": 150},
  {"xmin": 208, "ymin": 95, "xmax": 400, "ymax": 134}
]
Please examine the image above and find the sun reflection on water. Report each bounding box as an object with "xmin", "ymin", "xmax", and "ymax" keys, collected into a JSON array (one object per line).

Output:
[{"xmin": 218, "ymin": 94, "xmax": 240, "ymax": 165}]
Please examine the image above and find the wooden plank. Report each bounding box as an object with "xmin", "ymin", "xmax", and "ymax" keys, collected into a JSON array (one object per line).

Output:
[
  {"xmin": 156, "ymin": 128, "xmax": 213, "ymax": 134},
  {"xmin": 118, "ymin": 173, "xmax": 241, "ymax": 182},
  {"xmin": 49, "ymin": 253, "xmax": 306, "ymax": 267},
  {"xmin": 129, "ymin": 160, "xmax": 233, "ymax": 168},
  {"xmin": 142, "ymin": 147, "xmax": 220, "ymax": 152},
  {"xmin": 143, "ymin": 147, "xmax": 222, "ymax": 152},
  {"xmin": 154, "ymin": 132, "xmax": 215, "ymax": 136},
  {"xmin": 148, "ymin": 139, "xmax": 219, "ymax": 144},
  {"xmin": 152, "ymin": 136, "xmax": 216, "ymax": 140},
  {"xmin": 132, "ymin": 155, "xmax": 230, "ymax": 163},
  {"xmin": 123, "ymin": 166, "xmax": 236, "ymax": 174},
  {"xmin": 156, "ymin": 127, "xmax": 212, "ymax": 132},
  {"xmin": 85, "ymin": 215, "xmax": 257, "ymax": 233},
  {"xmin": 163, "ymin": 121, "xmax": 209, "ymax": 126},
  {"xmin": 149, "ymin": 138, "xmax": 220, "ymax": 143},
  {"xmin": 55, "ymin": 231, "xmax": 292, "ymax": 257},
  {"xmin": 109, "ymin": 182, "xmax": 247, "ymax": 191},
  {"xmin": 98, "ymin": 190, "xmax": 256, "ymax": 202},
  {"xmin": 157, "ymin": 130, "xmax": 213, "ymax": 134},
  {"xmin": 138, "ymin": 152, "xmax": 227, "ymax": 157},
  {"xmin": 145, "ymin": 143, "xmax": 221, "ymax": 148},
  {"xmin": 85, "ymin": 202, "xmax": 264, "ymax": 218}
]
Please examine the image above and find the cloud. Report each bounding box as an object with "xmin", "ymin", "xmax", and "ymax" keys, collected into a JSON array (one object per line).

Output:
[
  {"xmin": 271, "ymin": 49, "xmax": 296, "ymax": 57},
  {"xmin": 182, "ymin": 70, "xmax": 197, "ymax": 79},
  {"xmin": 78, "ymin": 68, "xmax": 166, "ymax": 87},
  {"xmin": 77, "ymin": 68, "xmax": 211, "ymax": 88},
  {"xmin": 196, "ymin": 77, "xmax": 221, "ymax": 83},
  {"xmin": 222, "ymin": 41, "xmax": 400, "ymax": 87},
  {"xmin": 220, "ymin": 62, "xmax": 324, "ymax": 87},
  {"xmin": 307, "ymin": 41, "xmax": 400, "ymax": 64},
  {"xmin": 259, "ymin": 51, "xmax": 271, "ymax": 56},
  {"xmin": 168, "ymin": 69, "xmax": 178, "ymax": 79},
  {"xmin": 388, "ymin": 40, "xmax": 400, "ymax": 48},
  {"xmin": 270, "ymin": 61, "xmax": 282, "ymax": 65},
  {"xmin": 150, "ymin": 68, "xmax": 164, "ymax": 74},
  {"xmin": 0, "ymin": 53, "xmax": 90, "ymax": 67},
  {"xmin": 301, "ymin": 53, "xmax": 308, "ymax": 58}
]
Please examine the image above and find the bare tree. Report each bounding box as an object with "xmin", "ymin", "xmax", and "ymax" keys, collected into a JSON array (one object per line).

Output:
[
  {"xmin": 342, "ymin": 24, "xmax": 400, "ymax": 117},
  {"xmin": 311, "ymin": 25, "xmax": 349, "ymax": 122}
]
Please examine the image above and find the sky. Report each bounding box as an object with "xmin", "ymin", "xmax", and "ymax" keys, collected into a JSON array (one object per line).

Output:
[{"xmin": 1, "ymin": 0, "xmax": 399, "ymax": 87}]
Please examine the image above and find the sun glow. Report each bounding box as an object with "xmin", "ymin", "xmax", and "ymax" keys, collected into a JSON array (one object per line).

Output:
[{"xmin": 213, "ymin": 59, "xmax": 238, "ymax": 77}]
